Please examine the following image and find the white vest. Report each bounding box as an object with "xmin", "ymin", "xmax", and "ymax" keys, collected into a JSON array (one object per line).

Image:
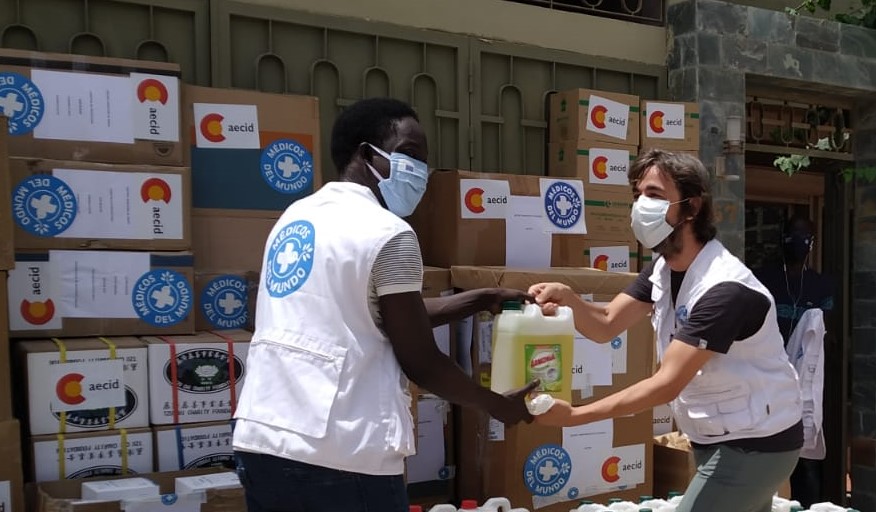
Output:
[
  {"xmin": 650, "ymin": 240, "xmax": 802, "ymax": 445},
  {"xmin": 233, "ymin": 182, "xmax": 417, "ymax": 475},
  {"xmin": 786, "ymin": 308, "xmax": 826, "ymax": 460}
]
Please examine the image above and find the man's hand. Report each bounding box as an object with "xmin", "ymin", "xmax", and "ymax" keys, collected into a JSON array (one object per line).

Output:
[
  {"xmin": 484, "ymin": 288, "xmax": 534, "ymax": 314},
  {"xmin": 488, "ymin": 380, "xmax": 540, "ymax": 425},
  {"xmin": 527, "ymin": 282, "xmax": 575, "ymax": 315},
  {"xmin": 533, "ymin": 399, "xmax": 577, "ymax": 427}
]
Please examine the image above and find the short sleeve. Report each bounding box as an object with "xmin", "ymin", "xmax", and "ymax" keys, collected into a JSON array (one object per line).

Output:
[
  {"xmin": 623, "ymin": 261, "xmax": 655, "ymax": 303},
  {"xmin": 371, "ymin": 231, "xmax": 423, "ymax": 296},
  {"xmin": 674, "ymin": 283, "xmax": 770, "ymax": 354}
]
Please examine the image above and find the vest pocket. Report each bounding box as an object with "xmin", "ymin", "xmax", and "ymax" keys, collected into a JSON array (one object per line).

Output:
[
  {"xmin": 244, "ymin": 338, "xmax": 347, "ymax": 439},
  {"xmin": 682, "ymin": 383, "xmax": 762, "ymax": 436}
]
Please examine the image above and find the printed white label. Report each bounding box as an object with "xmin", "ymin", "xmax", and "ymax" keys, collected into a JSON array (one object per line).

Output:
[
  {"xmin": 7, "ymin": 260, "xmax": 63, "ymax": 331},
  {"xmin": 50, "ymin": 359, "xmax": 126, "ymax": 412},
  {"xmin": 460, "ymin": 179, "xmax": 511, "ymax": 219},
  {"xmin": 53, "ymin": 250, "xmax": 151, "ymax": 318},
  {"xmin": 588, "ymin": 148, "xmax": 632, "ymax": 186},
  {"xmin": 645, "ymin": 101, "xmax": 686, "ymax": 140},
  {"xmin": 653, "ymin": 403, "xmax": 674, "ymax": 436},
  {"xmin": 130, "ymin": 73, "xmax": 180, "ymax": 142},
  {"xmin": 488, "ymin": 417, "xmax": 505, "ymax": 442},
  {"xmin": 585, "ymin": 94, "xmax": 631, "ymax": 141},
  {"xmin": 0, "ymin": 481, "xmax": 10, "ymax": 512},
  {"xmin": 589, "ymin": 246, "xmax": 631, "ymax": 273},
  {"xmin": 32, "ymin": 70, "xmax": 135, "ymax": 144},
  {"xmin": 52, "ymin": 169, "xmax": 184, "ymax": 240},
  {"xmin": 193, "ymin": 103, "xmax": 260, "ymax": 149}
]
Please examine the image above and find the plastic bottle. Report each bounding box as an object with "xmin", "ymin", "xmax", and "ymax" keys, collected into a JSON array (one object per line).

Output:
[
  {"xmin": 410, "ymin": 507, "xmax": 423, "ymax": 512},
  {"xmin": 460, "ymin": 500, "xmax": 480, "ymax": 510},
  {"xmin": 606, "ymin": 501, "xmax": 640, "ymax": 512},
  {"xmin": 771, "ymin": 496, "xmax": 803, "ymax": 512},
  {"xmin": 481, "ymin": 497, "xmax": 512, "ymax": 511},
  {"xmin": 428, "ymin": 505, "xmax": 459, "ymax": 512},
  {"xmin": 490, "ymin": 301, "xmax": 575, "ymax": 402},
  {"xmin": 809, "ymin": 503, "xmax": 847, "ymax": 512},
  {"xmin": 571, "ymin": 504, "xmax": 610, "ymax": 512}
]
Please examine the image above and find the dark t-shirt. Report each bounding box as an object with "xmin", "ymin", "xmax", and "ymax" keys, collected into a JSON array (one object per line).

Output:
[
  {"xmin": 754, "ymin": 264, "xmax": 834, "ymax": 345},
  {"xmin": 625, "ymin": 260, "xmax": 803, "ymax": 452}
]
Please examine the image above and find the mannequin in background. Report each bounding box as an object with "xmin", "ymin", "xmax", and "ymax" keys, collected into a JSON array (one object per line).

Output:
[{"xmin": 755, "ymin": 215, "xmax": 834, "ymax": 508}]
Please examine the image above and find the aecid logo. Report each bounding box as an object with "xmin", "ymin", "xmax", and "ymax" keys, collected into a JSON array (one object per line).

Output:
[
  {"xmin": 646, "ymin": 102, "xmax": 686, "ymax": 139},
  {"xmin": 601, "ymin": 453, "xmax": 644, "ymax": 485},
  {"xmin": 20, "ymin": 297, "xmax": 55, "ymax": 325},
  {"xmin": 460, "ymin": 179, "xmax": 511, "ymax": 220},
  {"xmin": 56, "ymin": 373, "xmax": 87, "ymax": 405},
  {"xmin": 591, "ymin": 156, "xmax": 609, "ymax": 180},
  {"xmin": 200, "ymin": 113, "xmax": 226, "ymax": 143},
  {"xmin": 593, "ymin": 254, "xmax": 610, "ymax": 271},
  {"xmin": 588, "ymin": 104, "xmax": 626, "ymax": 130},
  {"xmin": 131, "ymin": 73, "xmax": 179, "ymax": 143},
  {"xmin": 137, "ymin": 79, "xmax": 169, "ymax": 105},
  {"xmin": 193, "ymin": 103, "xmax": 260, "ymax": 149},
  {"xmin": 464, "ymin": 187, "xmax": 508, "ymax": 213},
  {"xmin": 141, "ymin": 177, "xmax": 173, "ymax": 237}
]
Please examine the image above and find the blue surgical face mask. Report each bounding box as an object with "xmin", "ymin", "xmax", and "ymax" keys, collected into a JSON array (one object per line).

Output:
[{"xmin": 366, "ymin": 143, "xmax": 429, "ymax": 218}]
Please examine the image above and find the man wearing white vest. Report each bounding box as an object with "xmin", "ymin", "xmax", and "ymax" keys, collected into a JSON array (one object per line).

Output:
[
  {"xmin": 232, "ymin": 98, "xmax": 537, "ymax": 512},
  {"xmin": 529, "ymin": 150, "xmax": 803, "ymax": 512}
]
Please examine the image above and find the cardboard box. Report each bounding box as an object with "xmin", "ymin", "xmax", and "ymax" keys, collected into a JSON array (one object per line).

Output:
[
  {"xmin": 0, "ymin": 117, "xmax": 13, "ymax": 270},
  {"xmin": 549, "ymin": 89, "xmax": 640, "ymax": 146},
  {"xmin": 639, "ymin": 101, "xmax": 700, "ymax": 152},
  {"xmin": 410, "ymin": 170, "xmax": 635, "ymax": 268},
  {"xmin": 194, "ymin": 271, "xmax": 258, "ymax": 331},
  {"xmin": 0, "ymin": 48, "xmax": 183, "ymax": 166},
  {"xmin": 153, "ymin": 421, "xmax": 233, "ymax": 471},
  {"xmin": 407, "ymin": 396, "xmax": 455, "ymax": 504},
  {"xmin": 29, "ymin": 428, "xmax": 153, "ymax": 482},
  {"xmin": 0, "ymin": 420, "xmax": 24, "ymax": 512},
  {"xmin": 6, "ymin": 251, "xmax": 195, "ymax": 338},
  {"xmin": 551, "ymin": 236, "xmax": 640, "ymax": 273},
  {"xmin": 0, "ymin": 272, "xmax": 10, "ymax": 422},
  {"xmin": 192, "ymin": 209, "xmax": 280, "ymax": 273},
  {"xmin": 479, "ymin": 412, "xmax": 652, "ymax": 510},
  {"xmin": 16, "ymin": 337, "xmax": 149, "ymax": 436},
  {"xmin": 450, "ymin": 266, "xmax": 655, "ymax": 406},
  {"xmin": 547, "ymin": 141, "xmax": 637, "ymax": 191},
  {"xmin": 33, "ymin": 468, "xmax": 245, "ymax": 512},
  {"xmin": 183, "ymin": 85, "xmax": 321, "ymax": 211},
  {"xmin": 143, "ymin": 330, "xmax": 250, "ymax": 425},
  {"xmin": 80, "ymin": 477, "xmax": 159, "ymax": 501},
  {"xmin": 9, "ymin": 158, "xmax": 191, "ymax": 251}
]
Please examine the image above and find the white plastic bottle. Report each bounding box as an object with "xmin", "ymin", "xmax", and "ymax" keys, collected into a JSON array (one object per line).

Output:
[
  {"xmin": 455, "ymin": 498, "xmax": 517, "ymax": 511},
  {"xmin": 428, "ymin": 505, "xmax": 459, "ymax": 512},
  {"xmin": 490, "ymin": 301, "xmax": 575, "ymax": 402}
]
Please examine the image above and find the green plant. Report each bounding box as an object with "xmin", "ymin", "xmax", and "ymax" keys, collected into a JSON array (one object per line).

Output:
[
  {"xmin": 786, "ymin": 0, "xmax": 876, "ymax": 29},
  {"xmin": 773, "ymin": 134, "xmax": 876, "ymax": 183}
]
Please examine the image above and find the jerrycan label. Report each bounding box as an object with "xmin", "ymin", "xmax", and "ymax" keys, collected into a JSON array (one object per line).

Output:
[{"xmin": 525, "ymin": 344, "xmax": 563, "ymax": 393}]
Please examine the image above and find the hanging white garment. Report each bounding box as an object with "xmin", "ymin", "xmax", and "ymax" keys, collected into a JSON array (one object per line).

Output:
[{"xmin": 786, "ymin": 307, "xmax": 826, "ymax": 460}]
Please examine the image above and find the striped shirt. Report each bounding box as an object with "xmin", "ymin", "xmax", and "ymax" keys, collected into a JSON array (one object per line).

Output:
[{"xmin": 368, "ymin": 230, "xmax": 424, "ymax": 330}]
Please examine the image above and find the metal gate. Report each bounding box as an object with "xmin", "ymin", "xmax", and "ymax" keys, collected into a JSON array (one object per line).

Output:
[{"xmin": 0, "ymin": 0, "xmax": 666, "ymax": 178}]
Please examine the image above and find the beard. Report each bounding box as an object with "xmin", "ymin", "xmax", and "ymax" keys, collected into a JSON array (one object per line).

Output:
[{"xmin": 652, "ymin": 223, "xmax": 685, "ymax": 258}]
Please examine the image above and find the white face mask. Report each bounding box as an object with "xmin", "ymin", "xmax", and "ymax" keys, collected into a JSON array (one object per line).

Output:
[{"xmin": 630, "ymin": 196, "xmax": 685, "ymax": 249}]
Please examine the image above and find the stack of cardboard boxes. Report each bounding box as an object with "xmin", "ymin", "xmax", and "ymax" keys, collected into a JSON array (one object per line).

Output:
[{"xmin": 0, "ymin": 49, "xmax": 324, "ymax": 509}]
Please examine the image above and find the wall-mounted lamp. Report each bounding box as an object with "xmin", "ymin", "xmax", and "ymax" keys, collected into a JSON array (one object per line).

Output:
[{"xmin": 723, "ymin": 115, "xmax": 744, "ymax": 155}]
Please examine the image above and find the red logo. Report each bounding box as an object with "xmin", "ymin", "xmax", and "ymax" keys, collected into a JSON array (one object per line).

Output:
[
  {"xmin": 199, "ymin": 113, "xmax": 225, "ymax": 143},
  {"xmin": 136, "ymin": 79, "xmax": 169, "ymax": 105},
  {"xmin": 592, "ymin": 156, "xmax": 609, "ymax": 180},
  {"xmin": 649, "ymin": 111, "xmax": 665, "ymax": 134},
  {"xmin": 141, "ymin": 178, "xmax": 172, "ymax": 203},
  {"xmin": 601, "ymin": 455, "xmax": 621, "ymax": 483},
  {"xmin": 56, "ymin": 373, "xmax": 86, "ymax": 405},
  {"xmin": 20, "ymin": 299, "xmax": 55, "ymax": 325},
  {"xmin": 593, "ymin": 254, "xmax": 609, "ymax": 271},
  {"xmin": 590, "ymin": 105, "xmax": 608, "ymax": 129},
  {"xmin": 464, "ymin": 187, "xmax": 485, "ymax": 214}
]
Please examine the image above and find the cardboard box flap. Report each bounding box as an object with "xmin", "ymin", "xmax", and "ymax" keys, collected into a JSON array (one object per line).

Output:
[
  {"xmin": 16, "ymin": 337, "xmax": 145, "ymax": 354},
  {"xmin": 451, "ymin": 266, "xmax": 638, "ymax": 294},
  {"xmin": 0, "ymin": 48, "xmax": 180, "ymax": 76},
  {"xmin": 422, "ymin": 267, "xmax": 451, "ymax": 296},
  {"xmin": 30, "ymin": 427, "xmax": 152, "ymax": 443},
  {"xmin": 152, "ymin": 420, "xmax": 230, "ymax": 433},
  {"xmin": 654, "ymin": 432, "xmax": 691, "ymax": 451},
  {"xmin": 142, "ymin": 329, "xmax": 252, "ymax": 345}
]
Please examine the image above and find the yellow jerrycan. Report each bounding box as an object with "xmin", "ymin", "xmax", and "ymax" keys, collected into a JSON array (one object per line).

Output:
[{"xmin": 490, "ymin": 300, "xmax": 574, "ymax": 402}]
